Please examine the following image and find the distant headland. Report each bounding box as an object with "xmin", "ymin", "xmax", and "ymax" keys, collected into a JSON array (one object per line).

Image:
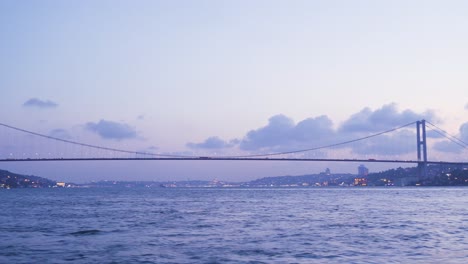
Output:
[{"xmin": 0, "ymin": 169, "xmax": 57, "ymax": 188}]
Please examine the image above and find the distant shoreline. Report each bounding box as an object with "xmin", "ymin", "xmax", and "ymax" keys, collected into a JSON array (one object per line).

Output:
[{"xmin": 2, "ymin": 163, "xmax": 468, "ymax": 189}]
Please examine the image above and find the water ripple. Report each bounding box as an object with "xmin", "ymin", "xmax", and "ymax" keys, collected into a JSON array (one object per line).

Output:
[{"xmin": 1, "ymin": 187, "xmax": 468, "ymax": 263}]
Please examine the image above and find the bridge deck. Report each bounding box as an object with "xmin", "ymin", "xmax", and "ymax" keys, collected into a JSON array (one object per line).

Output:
[{"xmin": 1, "ymin": 157, "xmax": 467, "ymax": 166}]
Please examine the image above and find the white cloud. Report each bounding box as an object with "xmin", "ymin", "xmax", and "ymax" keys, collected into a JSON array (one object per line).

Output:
[
  {"xmin": 239, "ymin": 115, "xmax": 335, "ymax": 151},
  {"xmin": 191, "ymin": 104, "xmax": 444, "ymax": 157},
  {"xmin": 23, "ymin": 98, "xmax": 58, "ymax": 109},
  {"xmin": 187, "ymin": 137, "xmax": 237, "ymax": 150},
  {"xmin": 338, "ymin": 103, "xmax": 435, "ymax": 134},
  {"xmin": 85, "ymin": 120, "xmax": 137, "ymax": 140}
]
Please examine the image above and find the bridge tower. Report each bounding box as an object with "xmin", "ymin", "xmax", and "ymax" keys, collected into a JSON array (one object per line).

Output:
[{"xmin": 416, "ymin": 120, "xmax": 428, "ymax": 179}]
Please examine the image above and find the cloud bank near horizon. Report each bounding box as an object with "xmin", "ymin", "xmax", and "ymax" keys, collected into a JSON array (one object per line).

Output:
[{"xmin": 188, "ymin": 103, "xmax": 458, "ymax": 156}]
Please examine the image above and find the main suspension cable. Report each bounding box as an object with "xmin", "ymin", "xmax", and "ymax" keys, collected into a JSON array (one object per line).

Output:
[{"xmin": 0, "ymin": 121, "xmax": 418, "ymax": 159}]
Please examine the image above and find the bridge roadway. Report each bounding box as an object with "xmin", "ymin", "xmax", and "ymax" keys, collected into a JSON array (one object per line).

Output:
[{"xmin": 0, "ymin": 157, "xmax": 467, "ymax": 166}]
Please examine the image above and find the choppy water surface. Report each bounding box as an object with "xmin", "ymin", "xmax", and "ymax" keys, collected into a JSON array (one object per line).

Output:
[{"xmin": 1, "ymin": 187, "xmax": 467, "ymax": 263}]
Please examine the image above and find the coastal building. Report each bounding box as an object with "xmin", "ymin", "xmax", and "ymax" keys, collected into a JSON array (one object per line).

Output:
[
  {"xmin": 354, "ymin": 165, "xmax": 369, "ymax": 186},
  {"xmin": 358, "ymin": 165, "xmax": 369, "ymax": 176}
]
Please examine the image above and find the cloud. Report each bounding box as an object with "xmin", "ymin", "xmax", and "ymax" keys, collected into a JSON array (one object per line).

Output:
[
  {"xmin": 338, "ymin": 103, "xmax": 435, "ymax": 134},
  {"xmin": 185, "ymin": 103, "xmax": 447, "ymax": 157},
  {"xmin": 49, "ymin": 129, "xmax": 72, "ymax": 140},
  {"xmin": 461, "ymin": 122, "xmax": 468, "ymax": 142},
  {"xmin": 239, "ymin": 114, "xmax": 335, "ymax": 151},
  {"xmin": 433, "ymin": 141, "xmax": 464, "ymax": 154},
  {"xmin": 425, "ymin": 129, "xmax": 444, "ymax": 139},
  {"xmin": 85, "ymin": 120, "xmax": 137, "ymax": 140},
  {"xmin": 187, "ymin": 136, "xmax": 237, "ymax": 149},
  {"xmin": 23, "ymin": 98, "xmax": 58, "ymax": 108},
  {"xmin": 240, "ymin": 115, "xmax": 295, "ymax": 151},
  {"xmin": 292, "ymin": 115, "xmax": 335, "ymax": 142},
  {"xmin": 351, "ymin": 130, "xmax": 415, "ymax": 155},
  {"xmin": 430, "ymin": 122, "xmax": 468, "ymax": 153},
  {"xmin": 136, "ymin": 146, "xmax": 159, "ymax": 155},
  {"xmin": 465, "ymin": 103, "xmax": 468, "ymax": 111},
  {"xmin": 229, "ymin": 104, "xmax": 439, "ymax": 156}
]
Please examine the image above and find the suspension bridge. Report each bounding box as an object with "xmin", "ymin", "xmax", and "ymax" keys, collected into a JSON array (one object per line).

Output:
[{"xmin": 0, "ymin": 120, "xmax": 467, "ymax": 178}]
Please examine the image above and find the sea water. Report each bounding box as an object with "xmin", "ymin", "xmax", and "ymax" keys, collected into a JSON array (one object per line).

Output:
[{"xmin": 1, "ymin": 187, "xmax": 467, "ymax": 263}]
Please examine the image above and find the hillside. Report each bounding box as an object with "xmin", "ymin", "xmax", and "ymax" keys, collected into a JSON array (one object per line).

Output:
[
  {"xmin": 247, "ymin": 172, "xmax": 355, "ymax": 187},
  {"xmin": 0, "ymin": 169, "xmax": 56, "ymax": 188}
]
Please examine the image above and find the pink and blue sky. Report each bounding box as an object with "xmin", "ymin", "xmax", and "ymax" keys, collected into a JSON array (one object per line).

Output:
[{"xmin": 0, "ymin": 1, "xmax": 467, "ymax": 183}]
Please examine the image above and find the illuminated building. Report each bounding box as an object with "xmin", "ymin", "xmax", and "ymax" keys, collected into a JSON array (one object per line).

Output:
[
  {"xmin": 354, "ymin": 165, "xmax": 369, "ymax": 186},
  {"xmin": 358, "ymin": 165, "xmax": 369, "ymax": 176}
]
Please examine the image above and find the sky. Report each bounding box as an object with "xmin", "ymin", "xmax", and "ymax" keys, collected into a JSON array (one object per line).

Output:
[{"xmin": 0, "ymin": 0, "xmax": 467, "ymax": 183}]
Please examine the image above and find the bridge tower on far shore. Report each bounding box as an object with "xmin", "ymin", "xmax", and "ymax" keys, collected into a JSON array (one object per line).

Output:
[{"xmin": 417, "ymin": 120, "xmax": 428, "ymax": 179}]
